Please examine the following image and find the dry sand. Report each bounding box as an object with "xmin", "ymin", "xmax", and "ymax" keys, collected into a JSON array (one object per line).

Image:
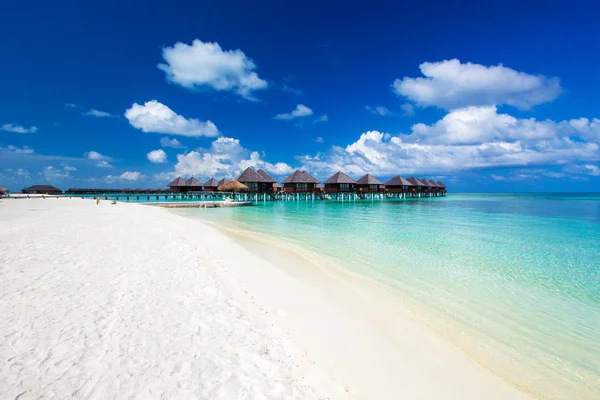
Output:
[{"xmin": 0, "ymin": 198, "xmax": 530, "ymax": 399}]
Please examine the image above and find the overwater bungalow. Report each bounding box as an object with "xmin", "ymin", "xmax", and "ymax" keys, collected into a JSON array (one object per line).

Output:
[
  {"xmin": 22, "ymin": 185, "xmax": 62, "ymax": 195},
  {"xmin": 257, "ymin": 169, "xmax": 278, "ymax": 191},
  {"xmin": 407, "ymin": 177, "xmax": 425, "ymax": 195},
  {"xmin": 185, "ymin": 177, "xmax": 203, "ymax": 192},
  {"xmin": 168, "ymin": 177, "xmax": 187, "ymax": 193},
  {"xmin": 237, "ymin": 167, "xmax": 271, "ymax": 192},
  {"xmin": 436, "ymin": 180, "xmax": 447, "ymax": 195},
  {"xmin": 282, "ymin": 170, "xmax": 320, "ymax": 193},
  {"xmin": 356, "ymin": 174, "xmax": 385, "ymax": 193},
  {"xmin": 203, "ymin": 178, "xmax": 219, "ymax": 191},
  {"xmin": 0, "ymin": 186, "xmax": 9, "ymax": 195},
  {"xmin": 217, "ymin": 178, "xmax": 226, "ymax": 188},
  {"xmin": 385, "ymin": 176, "xmax": 413, "ymax": 196},
  {"xmin": 323, "ymin": 171, "xmax": 356, "ymax": 193}
]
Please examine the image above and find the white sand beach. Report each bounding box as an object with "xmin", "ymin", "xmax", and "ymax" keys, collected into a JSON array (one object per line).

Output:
[{"xmin": 0, "ymin": 198, "xmax": 530, "ymax": 399}]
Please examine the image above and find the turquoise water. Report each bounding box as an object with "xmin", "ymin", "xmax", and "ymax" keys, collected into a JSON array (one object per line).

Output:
[{"xmin": 178, "ymin": 194, "xmax": 600, "ymax": 398}]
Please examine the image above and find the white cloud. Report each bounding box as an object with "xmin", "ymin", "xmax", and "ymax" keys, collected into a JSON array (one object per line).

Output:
[
  {"xmin": 85, "ymin": 151, "xmax": 113, "ymax": 168},
  {"xmin": 3, "ymin": 168, "xmax": 31, "ymax": 179},
  {"xmin": 315, "ymin": 114, "xmax": 328, "ymax": 123},
  {"xmin": 315, "ymin": 136, "xmax": 324, "ymax": 143},
  {"xmin": 274, "ymin": 104, "xmax": 313, "ymax": 120},
  {"xmin": 296, "ymin": 107, "xmax": 600, "ymax": 177},
  {"xmin": 82, "ymin": 109, "xmax": 113, "ymax": 118},
  {"xmin": 1, "ymin": 145, "xmax": 34, "ymax": 154},
  {"xmin": 393, "ymin": 59, "xmax": 562, "ymax": 110},
  {"xmin": 63, "ymin": 165, "xmax": 77, "ymax": 171},
  {"xmin": 40, "ymin": 166, "xmax": 69, "ymax": 181},
  {"xmin": 173, "ymin": 136, "xmax": 292, "ymax": 179},
  {"xmin": 160, "ymin": 137, "xmax": 184, "ymax": 148},
  {"xmin": 147, "ymin": 149, "xmax": 167, "ymax": 163},
  {"xmin": 105, "ymin": 171, "xmax": 144, "ymax": 183},
  {"xmin": 365, "ymin": 106, "xmax": 391, "ymax": 116},
  {"xmin": 583, "ymin": 164, "xmax": 600, "ymax": 176},
  {"xmin": 85, "ymin": 150, "xmax": 110, "ymax": 160},
  {"xmin": 96, "ymin": 160, "xmax": 113, "ymax": 169},
  {"xmin": 401, "ymin": 103, "xmax": 415, "ymax": 117},
  {"xmin": 1, "ymin": 123, "xmax": 38, "ymax": 133},
  {"xmin": 158, "ymin": 39, "xmax": 268, "ymax": 100},
  {"xmin": 120, "ymin": 171, "xmax": 143, "ymax": 181},
  {"xmin": 125, "ymin": 100, "xmax": 218, "ymax": 138}
]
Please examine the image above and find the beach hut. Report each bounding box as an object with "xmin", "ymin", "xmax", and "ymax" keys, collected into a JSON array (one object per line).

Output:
[
  {"xmin": 420, "ymin": 179, "xmax": 436, "ymax": 196},
  {"xmin": 427, "ymin": 179, "xmax": 439, "ymax": 196},
  {"xmin": 168, "ymin": 177, "xmax": 187, "ymax": 193},
  {"xmin": 185, "ymin": 177, "xmax": 203, "ymax": 192},
  {"xmin": 281, "ymin": 170, "xmax": 320, "ymax": 193},
  {"xmin": 203, "ymin": 178, "xmax": 219, "ymax": 192},
  {"xmin": 356, "ymin": 174, "xmax": 384, "ymax": 193},
  {"xmin": 407, "ymin": 177, "xmax": 425, "ymax": 196},
  {"xmin": 217, "ymin": 180, "xmax": 250, "ymax": 192},
  {"xmin": 22, "ymin": 185, "xmax": 62, "ymax": 195},
  {"xmin": 436, "ymin": 180, "xmax": 447, "ymax": 195},
  {"xmin": 236, "ymin": 167, "xmax": 270, "ymax": 192},
  {"xmin": 257, "ymin": 169, "xmax": 278, "ymax": 191},
  {"xmin": 384, "ymin": 176, "xmax": 413, "ymax": 196},
  {"xmin": 323, "ymin": 171, "xmax": 356, "ymax": 193}
]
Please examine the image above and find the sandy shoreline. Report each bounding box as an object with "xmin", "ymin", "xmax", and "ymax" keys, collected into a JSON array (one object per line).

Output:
[{"xmin": 0, "ymin": 198, "xmax": 529, "ymax": 399}]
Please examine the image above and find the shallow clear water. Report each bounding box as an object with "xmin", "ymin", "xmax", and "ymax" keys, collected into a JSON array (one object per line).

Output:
[{"xmin": 178, "ymin": 194, "xmax": 600, "ymax": 398}]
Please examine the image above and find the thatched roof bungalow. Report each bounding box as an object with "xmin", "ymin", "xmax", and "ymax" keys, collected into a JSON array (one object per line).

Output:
[
  {"xmin": 237, "ymin": 167, "xmax": 271, "ymax": 192},
  {"xmin": 168, "ymin": 177, "xmax": 187, "ymax": 193},
  {"xmin": 0, "ymin": 186, "xmax": 8, "ymax": 195},
  {"xmin": 185, "ymin": 177, "xmax": 203, "ymax": 192},
  {"xmin": 203, "ymin": 178, "xmax": 219, "ymax": 191},
  {"xmin": 385, "ymin": 176, "xmax": 413, "ymax": 193},
  {"xmin": 257, "ymin": 168, "xmax": 279, "ymax": 192},
  {"xmin": 281, "ymin": 170, "xmax": 320, "ymax": 193},
  {"xmin": 323, "ymin": 171, "xmax": 356, "ymax": 193},
  {"xmin": 356, "ymin": 174, "xmax": 384, "ymax": 193},
  {"xmin": 22, "ymin": 185, "xmax": 62, "ymax": 195},
  {"xmin": 407, "ymin": 177, "xmax": 425, "ymax": 192},
  {"xmin": 436, "ymin": 180, "xmax": 447, "ymax": 194}
]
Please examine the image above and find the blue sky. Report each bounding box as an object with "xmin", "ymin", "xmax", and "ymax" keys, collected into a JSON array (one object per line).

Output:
[{"xmin": 1, "ymin": 0, "xmax": 599, "ymax": 192}]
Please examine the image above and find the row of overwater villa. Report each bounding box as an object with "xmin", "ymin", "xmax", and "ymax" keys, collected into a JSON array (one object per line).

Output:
[{"xmin": 164, "ymin": 168, "xmax": 447, "ymax": 202}]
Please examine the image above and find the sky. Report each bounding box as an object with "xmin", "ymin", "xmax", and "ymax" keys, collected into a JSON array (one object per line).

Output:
[{"xmin": 1, "ymin": 0, "xmax": 600, "ymax": 192}]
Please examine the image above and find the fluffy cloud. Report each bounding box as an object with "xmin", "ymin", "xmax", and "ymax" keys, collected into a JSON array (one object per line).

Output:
[
  {"xmin": 85, "ymin": 151, "xmax": 113, "ymax": 168},
  {"xmin": 85, "ymin": 151, "xmax": 105, "ymax": 160},
  {"xmin": 393, "ymin": 59, "xmax": 562, "ymax": 110},
  {"xmin": 274, "ymin": 104, "xmax": 313, "ymax": 120},
  {"xmin": 365, "ymin": 106, "xmax": 391, "ymax": 116},
  {"xmin": 105, "ymin": 171, "xmax": 144, "ymax": 183},
  {"xmin": 125, "ymin": 100, "xmax": 218, "ymax": 137},
  {"xmin": 315, "ymin": 115, "xmax": 328, "ymax": 123},
  {"xmin": 158, "ymin": 39, "xmax": 268, "ymax": 100},
  {"xmin": 160, "ymin": 137, "xmax": 184, "ymax": 148},
  {"xmin": 296, "ymin": 107, "xmax": 600, "ymax": 177},
  {"xmin": 173, "ymin": 136, "xmax": 293, "ymax": 179},
  {"xmin": 147, "ymin": 149, "xmax": 167, "ymax": 163},
  {"xmin": 63, "ymin": 165, "xmax": 77, "ymax": 171},
  {"xmin": 40, "ymin": 166, "xmax": 70, "ymax": 181},
  {"xmin": 1, "ymin": 123, "xmax": 38, "ymax": 133},
  {"xmin": 82, "ymin": 109, "xmax": 113, "ymax": 118},
  {"xmin": 315, "ymin": 136, "xmax": 324, "ymax": 143},
  {"xmin": 96, "ymin": 160, "xmax": 113, "ymax": 168}
]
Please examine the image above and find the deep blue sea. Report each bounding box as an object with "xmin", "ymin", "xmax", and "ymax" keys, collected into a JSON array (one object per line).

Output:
[{"xmin": 178, "ymin": 193, "xmax": 600, "ymax": 398}]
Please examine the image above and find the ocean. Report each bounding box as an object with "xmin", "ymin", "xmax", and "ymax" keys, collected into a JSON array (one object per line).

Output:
[{"xmin": 176, "ymin": 193, "xmax": 600, "ymax": 399}]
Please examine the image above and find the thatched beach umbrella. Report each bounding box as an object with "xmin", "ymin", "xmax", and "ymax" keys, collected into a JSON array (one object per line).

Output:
[{"xmin": 218, "ymin": 179, "xmax": 250, "ymax": 192}]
